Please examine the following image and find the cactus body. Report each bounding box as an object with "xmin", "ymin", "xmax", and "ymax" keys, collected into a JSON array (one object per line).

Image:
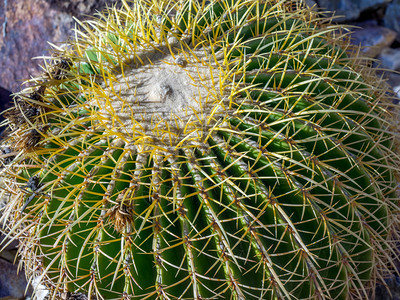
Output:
[{"xmin": 0, "ymin": 0, "xmax": 399, "ymax": 299}]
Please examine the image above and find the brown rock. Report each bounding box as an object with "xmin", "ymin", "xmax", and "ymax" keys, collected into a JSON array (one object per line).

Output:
[
  {"xmin": 0, "ymin": 0, "xmax": 74, "ymax": 92},
  {"xmin": 349, "ymin": 24, "xmax": 397, "ymax": 58},
  {"xmin": 0, "ymin": 0, "xmax": 120, "ymax": 93}
]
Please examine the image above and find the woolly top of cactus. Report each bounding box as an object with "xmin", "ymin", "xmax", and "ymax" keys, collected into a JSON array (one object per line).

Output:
[{"xmin": 94, "ymin": 46, "xmax": 230, "ymax": 152}]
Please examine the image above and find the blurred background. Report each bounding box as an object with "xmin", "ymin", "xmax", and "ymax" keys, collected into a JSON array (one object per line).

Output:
[{"xmin": 0, "ymin": 0, "xmax": 400, "ymax": 299}]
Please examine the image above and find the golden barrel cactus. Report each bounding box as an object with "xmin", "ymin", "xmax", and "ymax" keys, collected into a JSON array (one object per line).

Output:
[{"xmin": 0, "ymin": 0, "xmax": 399, "ymax": 299}]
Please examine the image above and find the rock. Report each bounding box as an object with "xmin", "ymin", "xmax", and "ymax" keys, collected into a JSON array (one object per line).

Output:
[
  {"xmin": 0, "ymin": 231, "xmax": 19, "ymax": 256},
  {"xmin": 375, "ymin": 276, "xmax": 400, "ymax": 300},
  {"xmin": 394, "ymin": 85, "xmax": 400, "ymax": 99},
  {"xmin": 0, "ymin": 248, "xmax": 17, "ymax": 264},
  {"xmin": 316, "ymin": 0, "xmax": 389, "ymax": 21},
  {"xmin": 305, "ymin": 0, "xmax": 317, "ymax": 9},
  {"xmin": 378, "ymin": 47, "xmax": 400, "ymax": 70},
  {"xmin": 386, "ymin": 71, "xmax": 400, "ymax": 95},
  {"xmin": 0, "ymin": 87, "xmax": 12, "ymax": 125},
  {"xmin": 0, "ymin": 258, "xmax": 30, "ymax": 298},
  {"xmin": 0, "ymin": 0, "xmax": 120, "ymax": 93},
  {"xmin": 383, "ymin": 0, "xmax": 400, "ymax": 41},
  {"xmin": 0, "ymin": 0, "xmax": 74, "ymax": 92},
  {"xmin": 374, "ymin": 66, "xmax": 400, "ymax": 104},
  {"xmin": 348, "ymin": 23, "xmax": 397, "ymax": 57},
  {"xmin": 30, "ymin": 277, "xmax": 48, "ymax": 300},
  {"xmin": 0, "ymin": 232, "xmax": 23, "ymax": 299},
  {"xmin": 45, "ymin": 0, "xmax": 120, "ymax": 17}
]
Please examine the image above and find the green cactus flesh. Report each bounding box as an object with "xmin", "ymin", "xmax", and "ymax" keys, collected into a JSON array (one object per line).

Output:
[{"xmin": 1, "ymin": 0, "xmax": 399, "ymax": 299}]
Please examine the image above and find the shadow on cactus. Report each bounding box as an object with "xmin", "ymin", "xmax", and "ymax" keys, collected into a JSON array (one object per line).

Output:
[{"xmin": 0, "ymin": 0, "xmax": 399, "ymax": 299}]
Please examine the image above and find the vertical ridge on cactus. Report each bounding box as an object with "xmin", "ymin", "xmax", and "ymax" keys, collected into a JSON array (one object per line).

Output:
[{"xmin": 0, "ymin": 0, "xmax": 399, "ymax": 299}]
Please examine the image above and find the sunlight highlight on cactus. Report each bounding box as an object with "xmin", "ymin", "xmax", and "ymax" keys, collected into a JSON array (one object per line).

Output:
[{"xmin": 1, "ymin": 0, "xmax": 399, "ymax": 299}]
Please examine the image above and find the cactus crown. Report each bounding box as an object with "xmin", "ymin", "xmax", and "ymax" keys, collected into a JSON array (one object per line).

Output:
[{"xmin": 1, "ymin": 0, "xmax": 399, "ymax": 299}]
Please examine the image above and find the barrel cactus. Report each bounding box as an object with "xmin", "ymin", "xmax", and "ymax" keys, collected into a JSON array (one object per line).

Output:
[{"xmin": 1, "ymin": 0, "xmax": 399, "ymax": 299}]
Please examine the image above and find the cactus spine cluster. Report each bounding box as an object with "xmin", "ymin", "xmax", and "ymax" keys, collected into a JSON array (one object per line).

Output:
[{"xmin": 0, "ymin": 0, "xmax": 399, "ymax": 299}]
